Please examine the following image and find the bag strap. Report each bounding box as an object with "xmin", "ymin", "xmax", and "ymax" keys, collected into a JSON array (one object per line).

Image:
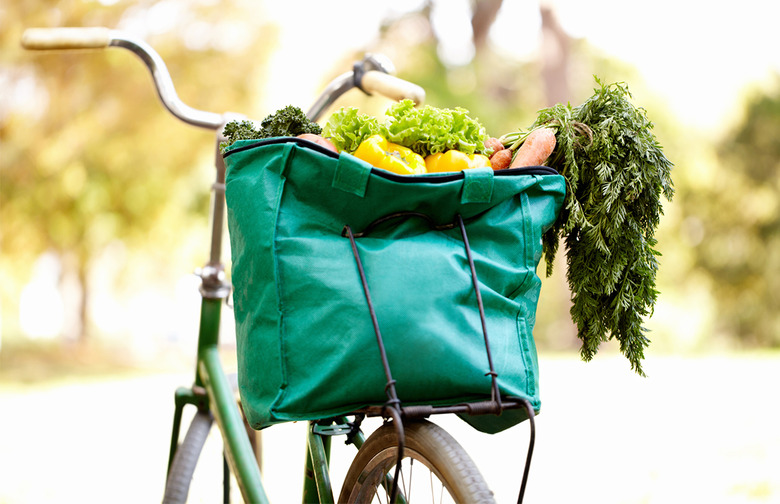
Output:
[
  {"xmin": 461, "ymin": 166, "xmax": 494, "ymax": 204},
  {"xmin": 343, "ymin": 213, "xmax": 504, "ymax": 412},
  {"xmin": 332, "ymin": 153, "xmax": 372, "ymax": 197}
]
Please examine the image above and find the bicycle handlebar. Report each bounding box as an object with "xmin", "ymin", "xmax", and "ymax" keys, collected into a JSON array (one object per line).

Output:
[
  {"xmin": 23, "ymin": 27, "xmax": 226, "ymax": 129},
  {"xmin": 21, "ymin": 27, "xmax": 426, "ymax": 128},
  {"xmin": 21, "ymin": 27, "xmax": 113, "ymax": 50},
  {"xmin": 360, "ymin": 71, "xmax": 426, "ymax": 107}
]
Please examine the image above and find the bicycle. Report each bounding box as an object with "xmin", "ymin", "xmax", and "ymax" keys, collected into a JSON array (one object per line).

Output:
[{"xmin": 22, "ymin": 27, "xmax": 539, "ymax": 504}]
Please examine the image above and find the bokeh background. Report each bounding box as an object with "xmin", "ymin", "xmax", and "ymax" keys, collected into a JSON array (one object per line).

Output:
[{"xmin": 1, "ymin": 1, "xmax": 779, "ymax": 503}]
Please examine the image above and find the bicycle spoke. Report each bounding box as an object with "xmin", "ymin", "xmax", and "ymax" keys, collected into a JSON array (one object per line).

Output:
[
  {"xmin": 406, "ymin": 458, "xmax": 413, "ymax": 501},
  {"xmin": 399, "ymin": 460, "xmax": 408, "ymax": 502},
  {"xmin": 379, "ymin": 466, "xmax": 393, "ymax": 503}
]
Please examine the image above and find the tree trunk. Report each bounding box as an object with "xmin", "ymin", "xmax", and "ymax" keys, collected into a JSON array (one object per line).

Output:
[
  {"xmin": 77, "ymin": 257, "xmax": 89, "ymax": 341},
  {"xmin": 539, "ymin": 5, "xmax": 572, "ymax": 106},
  {"xmin": 59, "ymin": 251, "xmax": 88, "ymax": 342},
  {"xmin": 471, "ymin": 0, "xmax": 504, "ymax": 54}
]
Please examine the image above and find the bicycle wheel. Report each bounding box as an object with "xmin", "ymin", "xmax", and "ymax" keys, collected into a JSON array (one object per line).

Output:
[
  {"xmin": 338, "ymin": 419, "xmax": 496, "ymax": 504},
  {"xmin": 163, "ymin": 411, "xmax": 214, "ymax": 504}
]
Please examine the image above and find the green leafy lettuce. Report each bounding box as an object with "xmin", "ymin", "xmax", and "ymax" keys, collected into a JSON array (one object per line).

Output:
[
  {"xmin": 322, "ymin": 107, "xmax": 385, "ymax": 154},
  {"xmin": 323, "ymin": 99, "xmax": 488, "ymax": 158}
]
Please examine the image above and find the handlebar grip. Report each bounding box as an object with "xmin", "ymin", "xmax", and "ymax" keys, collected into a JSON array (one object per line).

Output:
[
  {"xmin": 21, "ymin": 27, "xmax": 113, "ymax": 50},
  {"xmin": 360, "ymin": 71, "xmax": 426, "ymax": 105}
]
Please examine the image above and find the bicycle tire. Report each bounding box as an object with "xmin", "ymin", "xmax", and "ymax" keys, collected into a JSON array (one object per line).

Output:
[
  {"xmin": 163, "ymin": 411, "xmax": 214, "ymax": 504},
  {"xmin": 338, "ymin": 419, "xmax": 496, "ymax": 504}
]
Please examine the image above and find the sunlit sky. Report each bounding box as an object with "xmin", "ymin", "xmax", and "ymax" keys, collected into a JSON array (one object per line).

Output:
[{"xmin": 262, "ymin": 0, "xmax": 780, "ymax": 132}]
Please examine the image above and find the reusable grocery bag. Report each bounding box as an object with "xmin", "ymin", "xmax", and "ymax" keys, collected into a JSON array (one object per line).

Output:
[{"xmin": 223, "ymin": 137, "xmax": 565, "ymax": 433}]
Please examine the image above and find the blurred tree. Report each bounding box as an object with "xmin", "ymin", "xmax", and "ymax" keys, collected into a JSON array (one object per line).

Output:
[
  {"xmin": 372, "ymin": 0, "xmax": 545, "ymax": 136},
  {"xmin": 539, "ymin": 4, "xmax": 571, "ymax": 106},
  {"xmin": 470, "ymin": 0, "xmax": 503, "ymax": 55},
  {"xmin": 685, "ymin": 78, "xmax": 780, "ymax": 346},
  {"xmin": 1, "ymin": 1, "xmax": 276, "ymax": 342}
]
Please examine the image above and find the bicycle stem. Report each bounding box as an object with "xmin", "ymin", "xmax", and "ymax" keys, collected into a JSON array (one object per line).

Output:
[
  {"xmin": 195, "ymin": 134, "xmax": 233, "ymax": 300},
  {"xmin": 210, "ymin": 139, "xmax": 228, "ymax": 265}
]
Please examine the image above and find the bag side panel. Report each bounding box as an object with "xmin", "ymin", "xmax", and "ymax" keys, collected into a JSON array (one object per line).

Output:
[{"xmin": 225, "ymin": 144, "xmax": 290, "ymax": 428}]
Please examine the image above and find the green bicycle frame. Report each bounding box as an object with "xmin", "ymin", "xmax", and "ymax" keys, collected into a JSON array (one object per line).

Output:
[{"xmin": 165, "ymin": 140, "xmax": 351, "ymax": 504}]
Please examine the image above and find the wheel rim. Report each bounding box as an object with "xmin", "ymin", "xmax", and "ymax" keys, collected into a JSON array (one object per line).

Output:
[{"xmin": 345, "ymin": 446, "xmax": 458, "ymax": 504}]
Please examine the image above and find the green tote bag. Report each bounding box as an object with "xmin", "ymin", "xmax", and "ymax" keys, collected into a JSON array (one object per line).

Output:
[{"xmin": 224, "ymin": 137, "xmax": 565, "ymax": 433}]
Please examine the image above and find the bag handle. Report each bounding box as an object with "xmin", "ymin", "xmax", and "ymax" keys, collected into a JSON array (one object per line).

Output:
[
  {"xmin": 461, "ymin": 166, "xmax": 494, "ymax": 204},
  {"xmin": 332, "ymin": 154, "xmax": 495, "ymax": 203}
]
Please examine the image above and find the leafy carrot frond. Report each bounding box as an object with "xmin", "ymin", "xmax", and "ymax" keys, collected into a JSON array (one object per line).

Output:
[{"xmin": 538, "ymin": 77, "xmax": 675, "ymax": 376}]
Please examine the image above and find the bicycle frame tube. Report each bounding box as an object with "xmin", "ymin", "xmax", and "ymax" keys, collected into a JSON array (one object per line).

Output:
[
  {"xmin": 197, "ymin": 314, "xmax": 268, "ymax": 504},
  {"xmin": 305, "ymin": 429, "xmax": 334, "ymax": 503},
  {"xmin": 186, "ymin": 134, "xmax": 269, "ymax": 502},
  {"xmin": 195, "ymin": 296, "xmax": 340, "ymax": 504}
]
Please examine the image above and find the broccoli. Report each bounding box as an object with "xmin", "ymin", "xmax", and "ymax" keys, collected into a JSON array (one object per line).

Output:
[{"xmin": 221, "ymin": 105, "xmax": 322, "ymax": 152}]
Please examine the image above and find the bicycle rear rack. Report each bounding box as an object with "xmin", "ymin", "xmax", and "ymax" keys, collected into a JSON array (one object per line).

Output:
[{"xmin": 343, "ymin": 213, "xmax": 537, "ymax": 504}]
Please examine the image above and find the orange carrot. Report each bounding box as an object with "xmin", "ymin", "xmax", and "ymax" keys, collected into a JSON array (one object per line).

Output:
[
  {"xmin": 489, "ymin": 148, "xmax": 513, "ymax": 170},
  {"xmin": 510, "ymin": 127, "xmax": 557, "ymax": 168},
  {"xmin": 484, "ymin": 136, "xmax": 504, "ymax": 153}
]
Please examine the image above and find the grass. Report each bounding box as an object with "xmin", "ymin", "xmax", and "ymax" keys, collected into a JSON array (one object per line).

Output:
[{"xmin": 0, "ymin": 339, "xmax": 170, "ymax": 386}]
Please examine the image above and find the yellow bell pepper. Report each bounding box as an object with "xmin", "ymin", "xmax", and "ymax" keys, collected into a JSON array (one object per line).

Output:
[
  {"xmin": 424, "ymin": 150, "xmax": 492, "ymax": 173},
  {"xmin": 352, "ymin": 135, "xmax": 426, "ymax": 175}
]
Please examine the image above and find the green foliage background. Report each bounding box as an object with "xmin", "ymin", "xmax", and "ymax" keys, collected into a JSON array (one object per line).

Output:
[{"xmin": 2, "ymin": 0, "xmax": 278, "ymax": 345}]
